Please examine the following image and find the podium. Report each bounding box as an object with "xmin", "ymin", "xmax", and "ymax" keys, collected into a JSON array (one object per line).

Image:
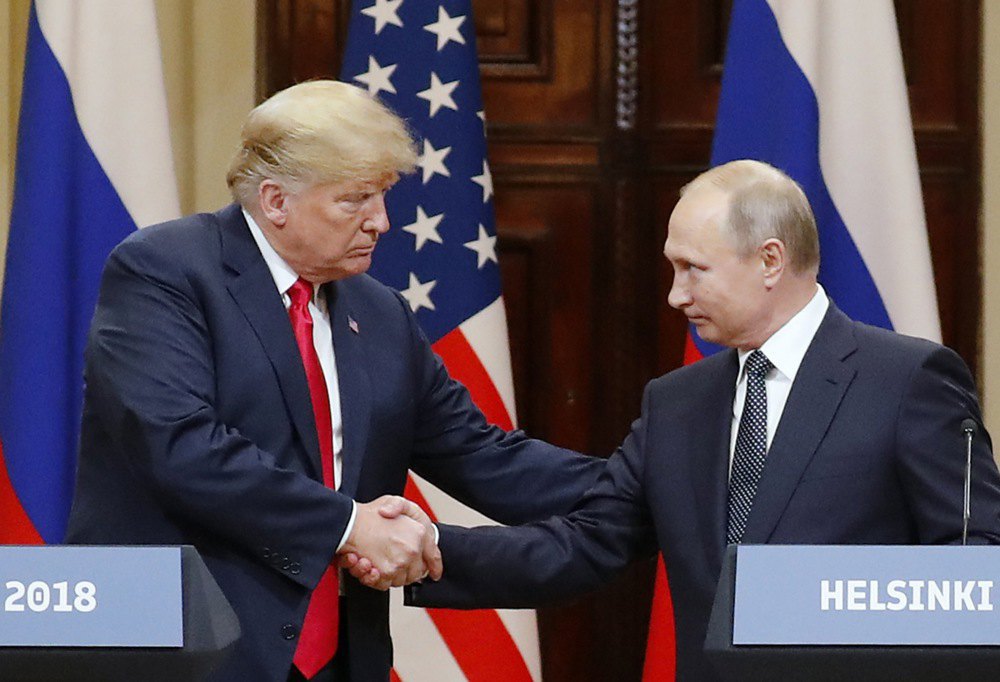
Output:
[
  {"xmin": 705, "ymin": 545, "xmax": 1000, "ymax": 681},
  {"xmin": 0, "ymin": 545, "xmax": 240, "ymax": 682}
]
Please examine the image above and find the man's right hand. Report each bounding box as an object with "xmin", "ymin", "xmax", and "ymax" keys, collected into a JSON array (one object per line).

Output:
[{"xmin": 338, "ymin": 495, "xmax": 442, "ymax": 590}]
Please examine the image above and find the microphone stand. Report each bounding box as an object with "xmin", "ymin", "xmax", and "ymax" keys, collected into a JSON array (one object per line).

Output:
[{"xmin": 961, "ymin": 419, "xmax": 977, "ymax": 546}]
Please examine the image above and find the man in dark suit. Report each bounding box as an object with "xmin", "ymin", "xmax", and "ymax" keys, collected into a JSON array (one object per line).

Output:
[
  {"xmin": 65, "ymin": 80, "xmax": 603, "ymax": 682},
  {"xmin": 402, "ymin": 160, "xmax": 1000, "ymax": 681}
]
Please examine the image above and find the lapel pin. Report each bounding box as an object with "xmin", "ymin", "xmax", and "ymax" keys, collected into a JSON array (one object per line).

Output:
[{"xmin": 348, "ymin": 316, "xmax": 360, "ymax": 334}]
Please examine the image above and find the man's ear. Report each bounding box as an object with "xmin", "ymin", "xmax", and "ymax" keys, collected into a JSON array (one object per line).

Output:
[
  {"xmin": 258, "ymin": 179, "xmax": 290, "ymax": 227},
  {"xmin": 760, "ymin": 238, "xmax": 786, "ymax": 289}
]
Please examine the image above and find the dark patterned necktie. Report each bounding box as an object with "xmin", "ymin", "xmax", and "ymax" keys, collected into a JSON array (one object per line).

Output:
[{"xmin": 727, "ymin": 350, "xmax": 773, "ymax": 545}]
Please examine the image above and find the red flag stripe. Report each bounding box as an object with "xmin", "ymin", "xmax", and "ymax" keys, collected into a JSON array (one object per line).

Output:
[
  {"xmin": 0, "ymin": 440, "xmax": 44, "ymax": 544},
  {"xmin": 642, "ymin": 556, "xmax": 677, "ymax": 680},
  {"xmin": 683, "ymin": 333, "xmax": 704, "ymax": 365},
  {"xmin": 643, "ymin": 330, "xmax": 703, "ymax": 680},
  {"xmin": 423, "ymin": 605, "xmax": 533, "ymax": 682},
  {"xmin": 403, "ymin": 477, "xmax": 533, "ymax": 681},
  {"xmin": 432, "ymin": 328, "xmax": 513, "ymax": 431}
]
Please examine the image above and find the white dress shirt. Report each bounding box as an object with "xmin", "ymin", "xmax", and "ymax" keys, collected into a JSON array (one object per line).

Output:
[
  {"xmin": 729, "ymin": 284, "xmax": 829, "ymax": 475},
  {"xmin": 244, "ymin": 210, "xmax": 356, "ymax": 547}
]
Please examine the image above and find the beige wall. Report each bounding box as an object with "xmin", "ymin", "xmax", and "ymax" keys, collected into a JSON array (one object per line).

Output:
[
  {"xmin": 1, "ymin": 1, "xmax": 30, "ymax": 296},
  {"xmin": 156, "ymin": 0, "xmax": 257, "ymax": 213},
  {"xmin": 985, "ymin": 3, "xmax": 1000, "ymax": 434},
  {"xmin": 0, "ymin": 0, "xmax": 256, "ymax": 297}
]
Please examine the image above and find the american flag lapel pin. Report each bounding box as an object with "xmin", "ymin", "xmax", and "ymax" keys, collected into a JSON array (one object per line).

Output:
[{"xmin": 348, "ymin": 316, "xmax": 360, "ymax": 334}]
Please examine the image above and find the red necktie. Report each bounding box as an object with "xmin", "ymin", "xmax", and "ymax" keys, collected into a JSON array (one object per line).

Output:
[{"xmin": 288, "ymin": 278, "xmax": 340, "ymax": 678}]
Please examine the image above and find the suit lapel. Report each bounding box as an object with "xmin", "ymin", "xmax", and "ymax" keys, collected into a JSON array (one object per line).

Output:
[
  {"xmin": 218, "ymin": 205, "xmax": 323, "ymax": 479},
  {"xmin": 326, "ymin": 281, "xmax": 372, "ymax": 498},
  {"xmin": 687, "ymin": 350, "xmax": 740, "ymax": 571},
  {"xmin": 741, "ymin": 306, "xmax": 858, "ymax": 543}
]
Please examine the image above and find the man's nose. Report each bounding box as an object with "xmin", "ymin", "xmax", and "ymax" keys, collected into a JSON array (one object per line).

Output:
[
  {"xmin": 367, "ymin": 195, "xmax": 391, "ymax": 234},
  {"xmin": 667, "ymin": 275, "xmax": 690, "ymax": 310}
]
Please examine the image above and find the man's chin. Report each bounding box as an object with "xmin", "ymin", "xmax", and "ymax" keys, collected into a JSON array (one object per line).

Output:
[
  {"xmin": 353, "ymin": 254, "xmax": 374, "ymax": 275},
  {"xmin": 691, "ymin": 322, "xmax": 720, "ymax": 343},
  {"xmin": 343, "ymin": 252, "xmax": 376, "ymax": 273}
]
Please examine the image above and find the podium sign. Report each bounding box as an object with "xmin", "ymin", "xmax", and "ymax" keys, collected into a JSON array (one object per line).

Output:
[
  {"xmin": 734, "ymin": 545, "xmax": 1000, "ymax": 646},
  {"xmin": 0, "ymin": 546, "xmax": 183, "ymax": 647}
]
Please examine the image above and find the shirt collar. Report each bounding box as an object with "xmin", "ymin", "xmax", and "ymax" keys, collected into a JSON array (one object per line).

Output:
[
  {"xmin": 736, "ymin": 284, "xmax": 829, "ymax": 382},
  {"xmin": 242, "ymin": 208, "xmax": 317, "ymax": 301}
]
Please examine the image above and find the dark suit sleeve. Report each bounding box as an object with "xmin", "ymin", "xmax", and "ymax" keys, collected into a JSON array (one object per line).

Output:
[
  {"xmin": 83, "ymin": 239, "xmax": 351, "ymax": 589},
  {"xmin": 397, "ymin": 292, "xmax": 605, "ymax": 524},
  {"xmin": 895, "ymin": 345, "xmax": 1000, "ymax": 544},
  {"xmin": 408, "ymin": 384, "xmax": 658, "ymax": 609}
]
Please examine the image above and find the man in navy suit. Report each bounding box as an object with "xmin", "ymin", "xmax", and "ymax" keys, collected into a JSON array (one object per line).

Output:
[
  {"xmin": 403, "ymin": 160, "xmax": 1000, "ymax": 681},
  {"xmin": 65, "ymin": 81, "xmax": 603, "ymax": 682}
]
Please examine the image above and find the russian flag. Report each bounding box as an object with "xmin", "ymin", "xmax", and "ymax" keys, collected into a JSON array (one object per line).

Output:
[
  {"xmin": 643, "ymin": 1, "xmax": 940, "ymax": 679},
  {"xmin": 0, "ymin": 1, "xmax": 178, "ymax": 545}
]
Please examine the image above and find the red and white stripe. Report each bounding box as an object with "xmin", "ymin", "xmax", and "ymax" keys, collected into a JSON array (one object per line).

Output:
[{"xmin": 391, "ymin": 297, "xmax": 542, "ymax": 681}]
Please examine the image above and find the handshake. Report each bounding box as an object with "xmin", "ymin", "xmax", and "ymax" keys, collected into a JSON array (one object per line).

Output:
[{"xmin": 337, "ymin": 495, "xmax": 442, "ymax": 591}]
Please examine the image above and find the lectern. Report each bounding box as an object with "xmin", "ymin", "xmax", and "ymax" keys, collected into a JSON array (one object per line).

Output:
[
  {"xmin": 0, "ymin": 545, "xmax": 240, "ymax": 681},
  {"xmin": 705, "ymin": 545, "xmax": 1000, "ymax": 681}
]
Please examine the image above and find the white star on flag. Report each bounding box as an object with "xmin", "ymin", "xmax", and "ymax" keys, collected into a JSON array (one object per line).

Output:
[
  {"xmin": 401, "ymin": 272, "xmax": 437, "ymax": 312},
  {"xmin": 402, "ymin": 207, "xmax": 445, "ymax": 251},
  {"xmin": 424, "ymin": 6, "xmax": 467, "ymax": 51},
  {"xmin": 464, "ymin": 224, "xmax": 498, "ymax": 268},
  {"xmin": 354, "ymin": 56, "xmax": 397, "ymax": 96},
  {"xmin": 360, "ymin": 0, "xmax": 404, "ymax": 34},
  {"xmin": 338, "ymin": 1, "xmax": 539, "ymax": 680},
  {"xmin": 417, "ymin": 139, "xmax": 451, "ymax": 183},
  {"xmin": 471, "ymin": 160, "xmax": 494, "ymax": 203},
  {"xmin": 417, "ymin": 72, "xmax": 459, "ymax": 117}
]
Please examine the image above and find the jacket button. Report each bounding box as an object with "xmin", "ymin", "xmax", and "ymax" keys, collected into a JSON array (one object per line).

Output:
[
  {"xmin": 262, "ymin": 547, "xmax": 272, "ymax": 559},
  {"xmin": 281, "ymin": 623, "xmax": 298, "ymax": 640},
  {"xmin": 289, "ymin": 562, "xmax": 301, "ymax": 575}
]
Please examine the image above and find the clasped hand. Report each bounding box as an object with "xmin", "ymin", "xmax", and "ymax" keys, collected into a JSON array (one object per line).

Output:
[{"xmin": 338, "ymin": 495, "xmax": 441, "ymax": 591}]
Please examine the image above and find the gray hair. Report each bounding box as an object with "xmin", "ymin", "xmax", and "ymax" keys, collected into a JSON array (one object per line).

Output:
[{"xmin": 681, "ymin": 159, "xmax": 820, "ymax": 274}]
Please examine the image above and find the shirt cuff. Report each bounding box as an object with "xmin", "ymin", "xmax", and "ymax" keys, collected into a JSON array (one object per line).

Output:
[
  {"xmin": 336, "ymin": 501, "xmax": 358, "ymax": 553},
  {"xmin": 433, "ymin": 522, "xmax": 440, "ymax": 545}
]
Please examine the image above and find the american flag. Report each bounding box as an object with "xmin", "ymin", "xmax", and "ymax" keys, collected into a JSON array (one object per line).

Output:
[{"xmin": 341, "ymin": 1, "xmax": 540, "ymax": 680}]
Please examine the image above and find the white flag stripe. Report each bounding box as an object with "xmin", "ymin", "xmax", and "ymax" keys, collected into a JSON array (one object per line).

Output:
[
  {"xmin": 409, "ymin": 473, "xmax": 542, "ymax": 682},
  {"xmin": 389, "ymin": 586, "xmax": 467, "ymax": 681},
  {"xmin": 411, "ymin": 471, "xmax": 499, "ymax": 527},
  {"xmin": 458, "ymin": 297, "xmax": 518, "ymax": 428},
  {"xmin": 36, "ymin": 0, "xmax": 180, "ymax": 229},
  {"xmin": 494, "ymin": 608, "xmax": 543, "ymax": 682},
  {"xmin": 768, "ymin": 0, "xmax": 940, "ymax": 340}
]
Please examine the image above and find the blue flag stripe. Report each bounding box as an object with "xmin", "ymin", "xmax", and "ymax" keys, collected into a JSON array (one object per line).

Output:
[
  {"xmin": 694, "ymin": 0, "xmax": 895, "ymax": 358},
  {"xmin": 0, "ymin": 5, "xmax": 137, "ymax": 543}
]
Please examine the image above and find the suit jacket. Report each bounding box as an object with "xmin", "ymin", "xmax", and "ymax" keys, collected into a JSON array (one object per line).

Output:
[
  {"xmin": 65, "ymin": 204, "xmax": 604, "ymax": 682},
  {"xmin": 409, "ymin": 304, "xmax": 1000, "ymax": 681}
]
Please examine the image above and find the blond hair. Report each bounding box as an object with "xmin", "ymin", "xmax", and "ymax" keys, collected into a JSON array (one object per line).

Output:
[
  {"xmin": 681, "ymin": 159, "xmax": 820, "ymax": 274},
  {"xmin": 227, "ymin": 80, "xmax": 417, "ymax": 207}
]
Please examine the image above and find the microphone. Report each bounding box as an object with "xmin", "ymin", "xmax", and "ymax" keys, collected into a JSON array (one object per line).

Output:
[{"xmin": 961, "ymin": 418, "xmax": 978, "ymax": 545}]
